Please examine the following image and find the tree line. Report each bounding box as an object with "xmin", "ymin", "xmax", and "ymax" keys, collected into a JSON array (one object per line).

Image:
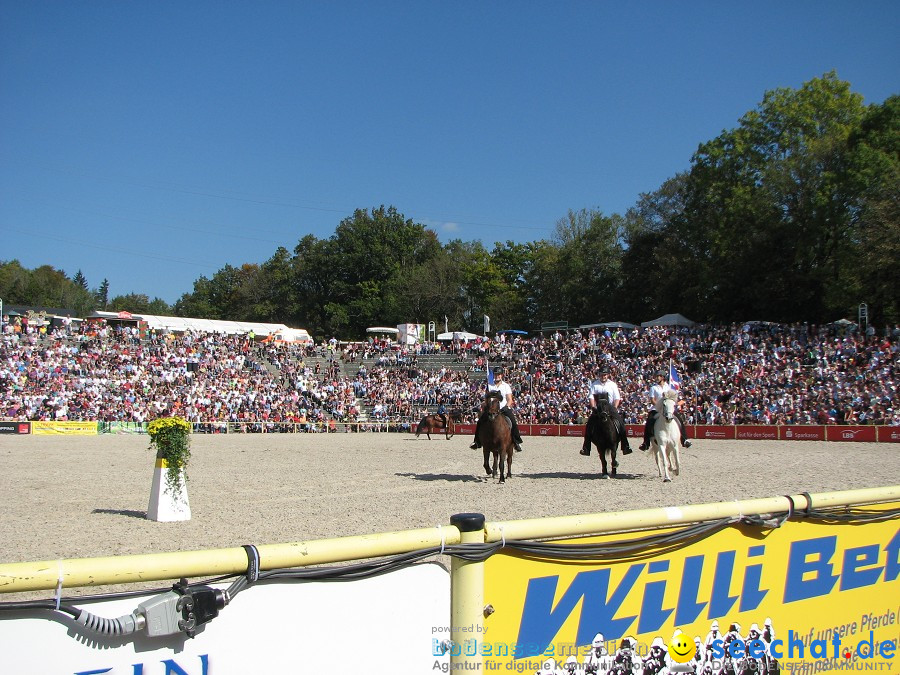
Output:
[{"xmin": 2, "ymin": 73, "xmax": 896, "ymax": 337}]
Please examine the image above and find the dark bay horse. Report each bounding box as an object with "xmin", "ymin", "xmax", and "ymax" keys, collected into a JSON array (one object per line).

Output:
[
  {"xmin": 588, "ymin": 395, "xmax": 620, "ymax": 478},
  {"xmin": 414, "ymin": 409, "xmax": 462, "ymax": 440},
  {"xmin": 478, "ymin": 392, "xmax": 514, "ymax": 483}
]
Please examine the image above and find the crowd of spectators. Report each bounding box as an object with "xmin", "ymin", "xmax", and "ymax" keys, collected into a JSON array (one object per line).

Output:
[{"xmin": 1, "ymin": 315, "xmax": 898, "ymax": 430}]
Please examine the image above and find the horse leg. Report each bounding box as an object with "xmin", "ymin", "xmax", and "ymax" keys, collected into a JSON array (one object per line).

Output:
[
  {"xmin": 492, "ymin": 450, "xmax": 499, "ymax": 479},
  {"xmin": 611, "ymin": 447, "xmax": 617, "ymax": 476},
  {"xmin": 599, "ymin": 449, "xmax": 609, "ymax": 478},
  {"xmin": 659, "ymin": 438, "xmax": 672, "ymax": 482},
  {"xmin": 505, "ymin": 447, "xmax": 512, "ymax": 480},
  {"xmin": 670, "ymin": 442, "xmax": 681, "ymax": 476},
  {"xmin": 499, "ymin": 448, "xmax": 506, "ymax": 483},
  {"xmin": 483, "ymin": 449, "xmax": 492, "ymax": 476}
]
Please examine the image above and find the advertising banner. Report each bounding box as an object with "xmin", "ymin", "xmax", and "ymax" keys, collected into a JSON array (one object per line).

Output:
[
  {"xmin": 0, "ymin": 562, "xmax": 448, "ymax": 674},
  {"xmin": 781, "ymin": 426, "xmax": 827, "ymax": 442},
  {"xmin": 481, "ymin": 506, "xmax": 900, "ymax": 673},
  {"xmin": 736, "ymin": 425, "xmax": 780, "ymax": 440},
  {"xmin": 694, "ymin": 425, "xmax": 737, "ymax": 440},
  {"xmin": 31, "ymin": 421, "xmax": 98, "ymax": 435},
  {"xmin": 529, "ymin": 424, "xmax": 560, "ymax": 437},
  {"xmin": 562, "ymin": 425, "xmax": 587, "ymax": 438},
  {"xmin": 827, "ymin": 427, "xmax": 878, "ymax": 443},
  {"xmin": 0, "ymin": 421, "xmax": 30, "ymax": 434},
  {"xmin": 626, "ymin": 424, "xmax": 642, "ymax": 438},
  {"xmin": 878, "ymin": 427, "xmax": 900, "ymax": 443},
  {"xmin": 98, "ymin": 421, "xmax": 148, "ymax": 435}
]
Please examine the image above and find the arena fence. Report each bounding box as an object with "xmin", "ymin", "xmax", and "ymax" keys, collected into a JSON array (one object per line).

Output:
[
  {"xmin": 1, "ymin": 419, "xmax": 898, "ymax": 442},
  {"xmin": 0, "ymin": 485, "xmax": 898, "ymax": 673}
]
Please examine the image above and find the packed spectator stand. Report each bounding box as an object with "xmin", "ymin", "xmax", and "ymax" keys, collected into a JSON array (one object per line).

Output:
[{"xmin": 1, "ymin": 315, "xmax": 898, "ymax": 432}]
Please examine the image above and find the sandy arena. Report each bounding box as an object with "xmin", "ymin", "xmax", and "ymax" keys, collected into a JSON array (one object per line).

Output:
[{"xmin": 1, "ymin": 432, "xmax": 898, "ymax": 598}]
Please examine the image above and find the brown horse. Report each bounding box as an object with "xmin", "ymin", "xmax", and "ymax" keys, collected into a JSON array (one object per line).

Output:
[
  {"xmin": 478, "ymin": 392, "xmax": 514, "ymax": 483},
  {"xmin": 414, "ymin": 409, "xmax": 462, "ymax": 440}
]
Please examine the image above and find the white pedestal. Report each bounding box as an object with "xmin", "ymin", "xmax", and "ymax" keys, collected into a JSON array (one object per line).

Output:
[{"xmin": 147, "ymin": 458, "xmax": 191, "ymax": 522}]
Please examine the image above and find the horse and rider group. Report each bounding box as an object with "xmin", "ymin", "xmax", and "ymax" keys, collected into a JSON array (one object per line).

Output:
[{"xmin": 418, "ymin": 362, "xmax": 693, "ymax": 483}]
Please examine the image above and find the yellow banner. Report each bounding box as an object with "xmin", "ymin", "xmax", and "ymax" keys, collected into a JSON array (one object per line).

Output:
[
  {"xmin": 31, "ymin": 421, "xmax": 99, "ymax": 435},
  {"xmin": 481, "ymin": 507, "xmax": 899, "ymax": 673}
]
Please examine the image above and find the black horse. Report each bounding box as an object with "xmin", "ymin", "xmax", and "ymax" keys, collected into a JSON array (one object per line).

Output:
[
  {"xmin": 414, "ymin": 409, "xmax": 463, "ymax": 440},
  {"xmin": 587, "ymin": 394, "xmax": 620, "ymax": 478}
]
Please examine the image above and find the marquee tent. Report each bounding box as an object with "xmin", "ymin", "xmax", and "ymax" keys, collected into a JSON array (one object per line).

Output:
[
  {"xmin": 436, "ymin": 331, "xmax": 482, "ymax": 341},
  {"xmin": 640, "ymin": 313, "xmax": 696, "ymax": 327},
  {"xmin": 88, "ymin": 311, "xmax": 292, "ymax": 336}
]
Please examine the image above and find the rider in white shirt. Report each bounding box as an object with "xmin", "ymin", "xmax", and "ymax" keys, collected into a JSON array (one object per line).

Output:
[
  {"xmin": 470, "ymin": 368, "xmax": 523, "ymax": 452},
  {"xmin": 580, "ymin": 364, "xmax": 632, "ymax": 456},
  {"xmin": 638, "ymin": 370, "xmax": 692, "ymax": 451}
]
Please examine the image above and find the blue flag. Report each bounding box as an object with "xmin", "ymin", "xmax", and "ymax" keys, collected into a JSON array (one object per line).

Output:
[
  {"xmin": 669, "ymin": 362, "xmax": 681, "ymax": 390},
  {"xmin": 487, "ymin": 366, "xmax": 494, "ymax": 386}
]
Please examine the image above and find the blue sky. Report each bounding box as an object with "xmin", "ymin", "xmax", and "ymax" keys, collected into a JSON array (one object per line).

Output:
[{"xmin": 1, "ymin": 2, "xmax": 897, "ymax": 305}]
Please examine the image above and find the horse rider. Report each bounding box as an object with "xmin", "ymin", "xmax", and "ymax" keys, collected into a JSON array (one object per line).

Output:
[
  {"xmin": 580, "ymin": 364, "xmax": 632, "ymax": 456},
  {"xmin": 436, "ymin": 400, "xmax": 448, "ymax": 429},
  {"xmin": 470, "ymin": 368, "xmax": 524, "ymax": 452},
  {"xmin": 638, "ymin": 369, "xmax": 692, "ymax": 451}
]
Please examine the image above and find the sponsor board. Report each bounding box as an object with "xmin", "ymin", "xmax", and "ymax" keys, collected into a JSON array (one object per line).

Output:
[
  {"xmin": 481, "ymin": 504, "xmax": 900, "ymax": 670},
  {"xmin": 827, "ymin": 426, "xmax": 878, "ymax": 443},
  {"xmin": 781, "ymin": 426, "xmax": 826, "ymax": 442},
  {"xmin": 736, "ymin": 426, "xmax": 779, "ymax": 440},
  {"xmin": 0, "ymin": 562, "xmax": 448, "ymax": 674},
  {"xmin": 528, "ymin": 424, "xmax": 560, "ymax": 437},
  {"xmin": 455, "ymin": 423, "xmax": 477, "ymax": 435},
  {"xmin": 694, "ymin": 425, "xmax": 737, "ymax": 440},
  {"xmin": 562, "ymin": 425, "xmax": 587, "ymax": 438},
  {"xmin": 626, "ymin": 424, "xmax": 643, "ymax": 438},
  {"xmin": 99, "ymin": 421, "xmax": 148, "ymax": 435},
  {"xmin": 0, "ymin": 421, "xmax": 30, "ymax": 434},
  {"xmin": 31, "ymin": 421, "xmax": 98, "ymax": 435},
  {"xmin": 878, "ymin": 427, "xmax": 900, "ymax": 443}
]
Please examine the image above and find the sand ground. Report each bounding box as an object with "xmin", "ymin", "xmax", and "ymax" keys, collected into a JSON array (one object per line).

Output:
[{"xmin": 0, "ymin": 432, "xmax": 897, "ymax": 599}]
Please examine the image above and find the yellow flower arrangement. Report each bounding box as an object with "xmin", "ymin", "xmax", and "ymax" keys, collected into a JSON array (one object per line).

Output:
[{"xmin": 148, "ymin": 417, "xmax": 192, "ymax": 496}]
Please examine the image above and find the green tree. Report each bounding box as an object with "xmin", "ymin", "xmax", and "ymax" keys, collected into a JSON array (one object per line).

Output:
[
  {"xmin": 0, "ymin": 261, "xmax": 95, "ymax": 315},
  {"xmin": 73, "ymin": 270, "xmax": 88, "ymax": 290},
  {"xmin": 842, "ymin": 95, "xmax": 900, "ymax": 324},
  {"xmin": 109, "ymin": 293, "xmax": 169, "ymax": 314},
  {"xmin": 677, "ymin": 72, "xmax": 869, "ymax": 321},
  {"xmin": 95, "ymin": 279, "xmax": 109, "ymax": 310}
]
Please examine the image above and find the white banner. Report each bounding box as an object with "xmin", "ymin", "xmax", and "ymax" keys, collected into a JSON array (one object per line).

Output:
[{"xmin": 0, "ymin": 562, "xmax": 449, "ymax": 674}]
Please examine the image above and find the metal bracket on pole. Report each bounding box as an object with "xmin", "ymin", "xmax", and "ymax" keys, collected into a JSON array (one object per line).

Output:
[{"xmin": 449, "ymin": 512, "xmax": 485, "ymax": 671}]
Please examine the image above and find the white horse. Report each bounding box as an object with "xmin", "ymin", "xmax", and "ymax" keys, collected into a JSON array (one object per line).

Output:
[{"xmin": 651, "ymin": 390, "xmax": 682, "ymax": 482}]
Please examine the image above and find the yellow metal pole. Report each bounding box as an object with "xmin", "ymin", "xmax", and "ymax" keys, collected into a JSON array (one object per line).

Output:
[
  {"xmin": 450, "ymin": 512, "xmax": 485, "ymax": 672},
  {"xmin": 0, "ymin": 525, "xmax": 460, "ymax": 595},
  {"xmin": 484, "ymin": 485, "xmax": 900, "ymax": 542}
]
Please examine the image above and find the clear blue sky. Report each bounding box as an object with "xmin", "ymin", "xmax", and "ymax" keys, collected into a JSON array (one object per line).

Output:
[{"xmin": 1, "ymin": 2, "xmax": 897, "ymax": 305}]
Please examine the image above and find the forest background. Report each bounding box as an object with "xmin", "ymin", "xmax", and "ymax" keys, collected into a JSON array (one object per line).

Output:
[{"xmin": 3, "ymin": 74, "xmax": 898, "ymax": 339}]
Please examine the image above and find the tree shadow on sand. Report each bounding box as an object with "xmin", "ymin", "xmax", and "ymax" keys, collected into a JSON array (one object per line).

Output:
[{"xmin": 92, "ymin": 508, "xmax": 147, "ymax": 519}]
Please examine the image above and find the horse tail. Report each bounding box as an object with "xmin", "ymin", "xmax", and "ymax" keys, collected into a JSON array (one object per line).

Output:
[{"xmin": 415, "ymin": 418, "xmax": 426, "ymax": 437}]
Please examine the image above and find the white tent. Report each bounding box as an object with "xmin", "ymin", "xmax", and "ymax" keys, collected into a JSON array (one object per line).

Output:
[
  {"xmin": 366, "ymin": 327, "xmax": 400, "ymax": 335},
  {"xmin": 88, "ymin": 311, "xmax": 292, "ymax": 336},
  {"xmin": 436, "ymin": 331, "xmax": 482, "ymax": 341},
  {"xmin": 640, "ymin": 313, "xmax": 696, "ymax": 327}
]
